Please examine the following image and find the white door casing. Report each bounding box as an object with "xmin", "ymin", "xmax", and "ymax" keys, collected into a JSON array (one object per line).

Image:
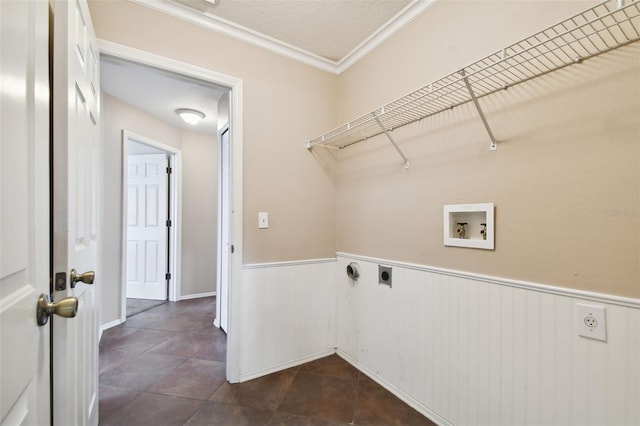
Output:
[
  {"xmin": 0, "ymin": 1, "xmax": 51, "ymax": 425},
  {"xmin": 97, "ymin": 40, "xmax": 244, "ymax": 382},
  {"xmin": 126, "ymin": 154, "xmax": 169, "ymax": 301},
  {"xmin": 216, "ymin": 126, "xmax": 230, "ymax": 332},
  {"xmin": 52, "ymin": 0, "xmax": 101, "ymax": 424}
]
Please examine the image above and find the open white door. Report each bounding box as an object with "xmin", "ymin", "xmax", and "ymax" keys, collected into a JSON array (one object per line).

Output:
[
  {"xmin": 126, "ymin": 154, "xmax": 169, "ymax": 301},
  {"xmin": 52, "ymin": 0, "xmax": 101, "ymax": 424},
  {"xmin": 216, "ymin": 126, "xmax": 230, "ymax": 332},
  {"xmin": 0, "ymin": 1, "xmax": 51, "ymax": 425}
]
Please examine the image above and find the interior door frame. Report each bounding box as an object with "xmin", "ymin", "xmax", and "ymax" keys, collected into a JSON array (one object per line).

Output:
[
  {"xmin": 121, "ymin": 130, "xmax": 181, "ymax": 319},
  {"xmin": 98, "ymin": 40, "xmax": 244, "ymax": 382}
]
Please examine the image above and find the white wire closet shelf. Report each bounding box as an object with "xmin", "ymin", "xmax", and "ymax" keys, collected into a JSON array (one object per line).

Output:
[{"xmin": 306, "ymin": 0, "xmax": 640, "ymax": 168}]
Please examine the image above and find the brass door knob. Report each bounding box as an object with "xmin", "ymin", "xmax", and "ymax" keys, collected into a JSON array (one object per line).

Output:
[
  {"xmin": 70, "ymin": 269, "xmax": 95, "ymax": 288},
  {"xmin": 36, "ymin": 293, "xmax": 78, "ymax": 326}
]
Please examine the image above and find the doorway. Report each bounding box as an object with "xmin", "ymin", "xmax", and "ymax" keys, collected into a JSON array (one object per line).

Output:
[
  {"xmin": 99, "ymin": 41, "xmax": 244, "ymax": 382},
  {"xmin": 122, "ymin": 132, "xmax": 180, "ymax": 318}
]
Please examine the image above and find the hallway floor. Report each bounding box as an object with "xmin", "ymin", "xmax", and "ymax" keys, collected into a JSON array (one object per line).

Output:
[{"xmin": 99, "ymin": 297, "xmax": 435, "ymax": 425}]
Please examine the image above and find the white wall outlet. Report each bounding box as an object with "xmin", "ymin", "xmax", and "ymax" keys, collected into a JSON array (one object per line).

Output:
[
  {"xmin": 576, "ymin": 303, "xmax": 607, "ymax": 342},
  {"xmin": 258, "ymin": 212, "xmax": 269, "ymax": 229}
]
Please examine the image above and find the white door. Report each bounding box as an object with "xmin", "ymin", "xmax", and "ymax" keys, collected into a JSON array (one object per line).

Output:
[
  {"xmin": 126, "ymin": 154, "xmax": 169, "ymax": 301},
  {"xmin": 217, "ymin": 127, "xmax": 230, "ymax": 332},
  {"xmin": 0, "ymin": 1, "xmax": 51, "ymax": 425},
  {"xmin": 52, "ymin": 0, "xmax": 101, "ymax": 424}
]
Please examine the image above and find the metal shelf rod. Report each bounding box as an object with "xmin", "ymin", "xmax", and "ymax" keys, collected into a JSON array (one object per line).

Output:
[
  {"xmin": 372, "ymin": 113, "xmax": 410, "ymax": 169},
  {"xmin": 460, "ymin": 69, "xmax": 498, "ymax": 151}
]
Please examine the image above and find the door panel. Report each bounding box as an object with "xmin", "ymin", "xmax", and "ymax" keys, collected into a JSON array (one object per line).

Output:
[
  {"xmin": 0, "ymin": 0, "xmax": 50, "ymax": 424},
  {"xmin": 52, "ymin": 0, "xmax": 100, "ymax": 424},
  {"xmin": 126, "ymin": 154, "xmax": 169, "ymax": 300}
]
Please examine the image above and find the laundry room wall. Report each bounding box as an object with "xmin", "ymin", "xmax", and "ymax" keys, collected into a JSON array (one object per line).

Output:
[
  {"xmin": 332, "ymin": 1, "xmax": 640, "ymax": 424},
  {"xmin": 335, "ymin": 0, "xmax": 639, "ymax": 298}
]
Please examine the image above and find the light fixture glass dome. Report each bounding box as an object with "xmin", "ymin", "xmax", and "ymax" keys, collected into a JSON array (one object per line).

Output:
[{"xmin": 176, "ymin": 108, "xmax": 205, "ymax": 125}]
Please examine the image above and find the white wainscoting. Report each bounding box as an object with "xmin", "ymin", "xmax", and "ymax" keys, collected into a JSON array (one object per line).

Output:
[
  {"xmin": 336, "ymin": 253, "xmax": 640, "ymax": 426},
  {"xmin": 239, "ymin": 258, "xmax": 338, "ymax": 381}
]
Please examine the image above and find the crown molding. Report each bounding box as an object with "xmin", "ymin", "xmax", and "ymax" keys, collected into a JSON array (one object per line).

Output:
[
  {"xmin": 336, "ymin": 0, "xmax": 437, "ymax": 73},
  {"xmin": 130, "ymin": 0, "xmax": 437, "ymax": 75}
]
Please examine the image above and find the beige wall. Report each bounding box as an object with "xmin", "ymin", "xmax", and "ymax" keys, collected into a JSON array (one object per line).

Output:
[
  {"xmin": 89, "ymin": 0, "xmax": 339, "ymax": 265},
  {"xmin": 181, "ymin": 129, "xmax": 218, "ymax": 295},
  {"xmin": 335, "ymin": 0, "xmax": 640, "ymax": 298},
  {"xmin": 101, "ymin": 94, "xmax": 220, "ymax": 323}
]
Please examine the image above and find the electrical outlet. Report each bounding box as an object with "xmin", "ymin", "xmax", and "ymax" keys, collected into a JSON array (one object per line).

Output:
[
  {"xmin": 378, "ymin": 265, "xmax": 392, "ymax": 287},
  {"xmin": 576, "ymin": 303, "xmax": 607, "ymax": 342}
]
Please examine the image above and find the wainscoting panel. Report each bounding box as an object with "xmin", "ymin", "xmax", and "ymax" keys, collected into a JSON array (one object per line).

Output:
[
  {"xmin": 239, "ymin": 259, "xmax": 338, "ymax": 381},
  {"xmin": 336, "ymin": 254, "xmax": 640, "ymax": 426}
]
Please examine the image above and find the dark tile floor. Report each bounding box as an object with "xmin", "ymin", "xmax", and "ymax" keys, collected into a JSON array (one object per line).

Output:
[{"xmin": 99, "ymin": 297, "xmax": 435, "ymax": 426}]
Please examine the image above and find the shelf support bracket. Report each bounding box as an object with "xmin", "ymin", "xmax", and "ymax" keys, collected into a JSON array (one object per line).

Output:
[
  {"xmin": 372, "ymin": 113, "xmax": 410, "ymax": 169},
  {"xmin": 460, "ymin": 69, "xmax": 498, "ymax": 151}
]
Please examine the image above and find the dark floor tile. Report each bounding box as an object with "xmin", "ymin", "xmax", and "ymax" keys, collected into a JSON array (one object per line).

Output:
[
  {"xmin": 277, "ymin": 372, "xmax": 357, "ymax": 423},
  {"xmin": 100, "ymin": 325, "xmax": 139, "ymax": 345},
  {"xmin": 100, "ymin": 352, "xmax": 187, "ymax": 391},
  {"xmin": 148, "ymin": 298, "xmax": 216, "ymax": 316},
  {"xmin": 100, "ymin": 327, "xmax": 174, "ymax": 352},
  {"xmin": 124, "ymin": 311, "xmax": 216, "ymax": 332},
  {"xmin": 353, "ymin": 376, "xmax": 435, "ymax": 426},
  {"xmin": 98, "ymin": 385, "xmax": 140, "ymax": 424},
  {"xmin": 100, "ymin": 392, "xmax": 203, "ymax": 426},
  {"xmin": 210, "ymin": 367, "xmax": 297, "ymax": 411},
  {"xmin": 184, "ymin": 401, "xmax": 272, "ymax": 426},
  {"xmin": 99, "ymin": 345, "xmax": 149, "ymax": 376},
  {"xmin": 192, "ymin": 335, "xmax": 227, "ymax": 362},
  {"xmin": 147, "ymin": 358, "xmax": 227, "ymax": 400},
  {"xmin": 149, "ymin": 330, "xmax": 223, "ymax": 358},
  {"xmin": 269, "ymin": 412, "xmax": 352, "ymax": 425},
  {"xmin": 299, "ymin": 354, "xmax": 360, "ymax": 380},
  {"xmin": 126, "ymin": 298, "xmax": 167, "ymax": 317}
]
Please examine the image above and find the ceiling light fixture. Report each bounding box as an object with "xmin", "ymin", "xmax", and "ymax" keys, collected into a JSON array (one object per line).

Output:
[{"xmin": 176, "ymin": 108, "xmax": 205, "ymax": 125}]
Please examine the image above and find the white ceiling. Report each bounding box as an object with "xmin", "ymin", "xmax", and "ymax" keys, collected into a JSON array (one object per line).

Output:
[
  {"xmin": 132, "ymin": 0, "xmax": 437, "ymax": 74},
  {"xmin": 100, "ymin": 55, "xmax": 227, "ymax": 134}
]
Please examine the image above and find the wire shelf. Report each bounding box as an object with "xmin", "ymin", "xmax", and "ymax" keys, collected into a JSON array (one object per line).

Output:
[{"xmin": 306, "ymin": 0, "xmax": 640, "ymax": 158}]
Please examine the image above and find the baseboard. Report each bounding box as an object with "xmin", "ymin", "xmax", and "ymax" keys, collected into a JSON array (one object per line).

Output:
[
  {"xmin": 179, "ymin": 291, "xmax": 216, "ymax": 301},
  {"xmin": 238, "ymin": 348, "xmax": 337, "ymax": 383},
  {"xmin": 99, "ymin": 318, "xmax": 124, "ymax": 341},
  {"xmin": 336, "ymin": 349, "xmax": 450, "ymax": 426}
]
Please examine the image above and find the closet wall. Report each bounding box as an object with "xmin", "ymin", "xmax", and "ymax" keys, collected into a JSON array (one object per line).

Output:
[
  {"xmin": 336, "ymin": 0, "xmax": 639, "ymax": 298},
  {"xmin": 332, "ymin": 1, "xmax": 640, "ymax": 424}
]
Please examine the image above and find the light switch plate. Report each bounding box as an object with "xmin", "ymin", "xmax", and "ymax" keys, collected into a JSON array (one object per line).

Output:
[
  {"xmin": 258, "ymin": 212, "xmax": 269, "ymax": 229},
  {"xmin": 576, "ymin": 303, "xmax": 607, "ymax": 342}
]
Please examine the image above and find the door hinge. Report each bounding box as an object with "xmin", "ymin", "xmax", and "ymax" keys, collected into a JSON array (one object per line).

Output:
[
  {"xmin": 166, "ymin": 166, "xmax": 172, "ymax": 174},
  {"xmin": 166, "ymin": 219, "xmax": 172, "ymax": 227},
  {"xmin": 165, "ymin": 272, "xmax": 171, "ymax": 281}
]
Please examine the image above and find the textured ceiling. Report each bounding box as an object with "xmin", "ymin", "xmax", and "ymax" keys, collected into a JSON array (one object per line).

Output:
[
  {"xmin": 168, "ymin": 0, "xmax": 413, "ymax": 62},
  {"xmin": 100, "ymin": 55, "xmax": 227, "ymax": 135}
]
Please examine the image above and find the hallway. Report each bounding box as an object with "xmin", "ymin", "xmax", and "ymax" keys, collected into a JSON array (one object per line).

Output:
[{"xmin": 99, "ymin": 297, "xmax": 434, "ymax": 425}]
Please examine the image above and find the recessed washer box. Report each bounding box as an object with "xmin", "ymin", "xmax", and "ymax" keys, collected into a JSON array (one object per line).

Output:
[{"xmin": 444, "ymin": 203, "xmax": 494, "ymax": 250}]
